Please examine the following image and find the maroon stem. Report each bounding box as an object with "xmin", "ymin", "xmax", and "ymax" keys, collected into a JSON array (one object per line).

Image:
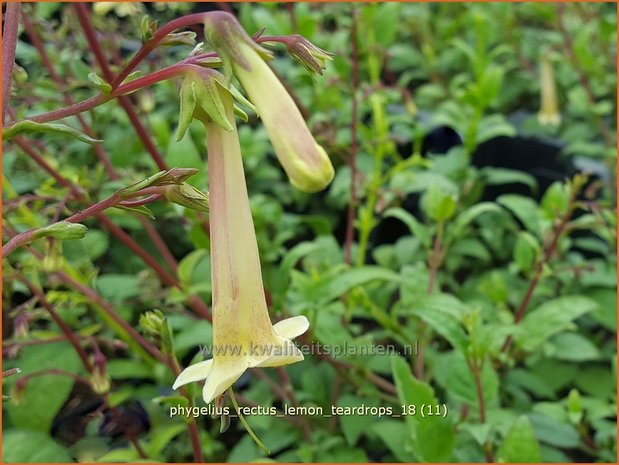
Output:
[
  {"xmin": 20, "ymin": 14, "xmax": 117, "ymax": 178},
  {"xmin": 20, "ymin": 15, "xmax": 180, "ymax": 273},
  {"xmin": 10, "ymin": 137, "xmax": 212, "ymax": 321},
  {"xmin": 73, "ymin": 3, "xmax": 168, "ymax": 171},
  {"xmin": 3, "ymin": 187, "xmax": 168, "ymax": 257},
  {"xmin": 501, "ymin": 200, "xmax": 575, "ymax": 353},
  {"xmin": 2, "ymin": 2, "xmax": 21, "ymax": 123},
  {"xmin": 467, "ymin": 358, "xmax": 493, "ymax": 462},
  {"xmin": 415, "ymin": 222, "xmax": 444, "ymax": 380},
  {"xmin": 344, "ymin": 7, "xmax": 359, "ymax": 265}
]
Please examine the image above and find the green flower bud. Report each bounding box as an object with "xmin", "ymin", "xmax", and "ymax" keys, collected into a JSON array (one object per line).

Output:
[{"xmin": 164, "ymin": 183, "xmax": 209, "ymax": 212}]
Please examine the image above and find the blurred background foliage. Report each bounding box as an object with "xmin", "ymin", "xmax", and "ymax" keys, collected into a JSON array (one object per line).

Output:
[{"xmin": 2, "ymin": 2, "xmax": 617, "ymax": 463}]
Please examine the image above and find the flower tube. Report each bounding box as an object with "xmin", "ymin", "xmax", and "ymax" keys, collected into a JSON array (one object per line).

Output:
[
  {"xmin": 204, "ymin": 12, "xmax": 334, "ymax": 193},
  {"xmin": 172, "ymin": 77, "xmax": 309, "ymax": 404},
  {"xmin": 537, "ymin": 56, "xmax": 561, "ymax": 126}
]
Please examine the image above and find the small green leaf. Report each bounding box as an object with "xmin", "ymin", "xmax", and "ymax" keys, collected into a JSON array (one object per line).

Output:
[
  {"xmin": 88, "ymin": 72, "xmax": 112, "ymax": 94},
  {"xmin": 3, "ymin": 429, "xmax": 72, "ymax": 462},
  {"xmin": 113, "ymin": 204, "xmax": 155, "ymax": 219},
  {"xmin": 422, "ymin": 185, "xmax": 457, "ymax": 222},
  {"xmin": 498, "ymin": 194, "xmax": 542, "ymax": 237},
  {"xmin": 516, "ymin": 296, "xmax": 598, "ymax": 352},
  {"xmin": 496, "ymin": 416, "xmax": 541, "ymax": 463},
  {"xmin": 392, "ymin": 356, "xmax": 454, "ymax": 462},
  {"xmin": 178, "ymin": 249, "xmax": 208, "ymax": 287},
  {"xmin": 384, "ymin": 207, "xmax": 431, "ymax": 248},
  {"xmin": 541, "ymin": 181, "xmax": 570, "ymax": 217},
  {"xmin": 4, "ymin": 120, "xmax": 103, "ymax": 144},
  {"xmin": 514, "ymin": 231, "xmax": 540, "ymax": 273}
]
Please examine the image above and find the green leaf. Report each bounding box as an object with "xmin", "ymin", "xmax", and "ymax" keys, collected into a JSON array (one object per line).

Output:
[
  {"xmin": 147, "ymin": 423, "xmax": 187, "ymax": 459},
  {"xmin": 6, "ymin": 343, "xmax": 81, "ymax": 432},
  {"xmin": 113, "ymin": 204, "xmax": 155, "ymax": 219},
  {"xmin": 404, "ymin": 294, "xmax": 468, "ymax": 352},
  {"xmin": 371, "ymin": 420, "xmax": 417, "ymax": 462},
  {"xmin": 549, "ymin": 333, "xmax": 600, "ymax": 361},
  {"xmin": 177, "ymin": 249, "xmax": 209, "ymax": 288},
  {"xmin": 496, "ymin": 416, "xmax": 542, "ymax": 463},
  {"xmin": 338, "ymin": 395, "xmax": 380, "ymax": 446},
  {"xmin": 498, "ymin": 194, "xmax": 542, "ymax": 237},
  {"xmin": 528, "ymin": 412, "xmax": 581, "ymax": 448},
  {"xmin": 446, "ymin": 202, "xmax": 501, "ymax": 245},
  {"xmin": 320, "ymin": 266, "xmax": 401, "ymax": 304},
  {"xmin": 384, "ymin": 207, "xmax": 431, "ymax": 248},
  {"xmin": 422, "ymin": 185, "xmax": 457, "ymax": 222},
  {"xmin": 4, "ymin": 120, "xmax": 103, "ymax": 144},
  {"xmin": 96, "ymin": 274, "xmax": 141, "ymax": 303},
  {"xmin": 392, "ymin": 356, "xmax": 454, "ymax": 462},
  {"xmin": 513, "ymin": 231, "xmax": 540, "ymax": 273},
  {"xmin": 480, "ymin": 167, "xmax": 537, "ymax": 194},
  {"xmin": 516, "ymin": 296, "xmax": 598, "ymax": 352},
  {"xmin": 3, "ymin": 429, "xmax": 72, "ymax": 462},
  {"xmin": 541, "ymin": 181, "xmax": 570, "ymax": 217},
  {"xmin": 88, "ymin": 72, "xmax": 112, "ymax": 94}
]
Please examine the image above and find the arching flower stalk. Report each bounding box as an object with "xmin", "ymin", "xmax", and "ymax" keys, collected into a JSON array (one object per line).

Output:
[{"xmin": 172, "ymin": 70, "xmax": 309, "ymax": 403}]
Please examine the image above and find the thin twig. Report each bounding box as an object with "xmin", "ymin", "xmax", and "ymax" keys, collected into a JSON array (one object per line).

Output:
[
  {"xmin": 2, "ymin": 2, "xmax": 21, "ymax": 123},
  {"xmin": 73, "ymin": 3, "xmax": 168, "ymax": 170},
  {"xmin": 344, "ymin": 7, "xmax": 359, "ymax": 265}
]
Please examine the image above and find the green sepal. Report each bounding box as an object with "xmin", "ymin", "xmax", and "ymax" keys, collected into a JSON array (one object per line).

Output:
[
  {"xmin": 88, "ymin": 72, "xmax": 112, "ymax": 94},
  {"xmin": 113, "ymin": 204, "xmax": 155, "ymax": 219}
]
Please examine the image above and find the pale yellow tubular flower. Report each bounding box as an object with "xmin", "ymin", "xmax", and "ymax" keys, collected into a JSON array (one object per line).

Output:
[
  {"xmin": 172, "ymin": 84, "xmax": 309, "ymax": 404},
  {"xmin": 537, "ymin": 57, "xmax": 561, "ymax": 126},
  {"xmin": 203, "ymin": 12, "xmax": 335, "ymax": 193}
]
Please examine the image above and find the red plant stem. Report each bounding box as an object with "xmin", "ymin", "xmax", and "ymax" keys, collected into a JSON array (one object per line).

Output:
[
  {"xmin": 20, "ymin": 14, "xmax": 117, "ymax": 179},
  {"xmin": 3, "ymin": 186, "xmax": 167, "ymax": 257},
  {"xmin": 501, "ymin": 201, "xmax": 575, "ymax": 353},
  {"xmin": 110, "ymin": 12, "xmax": 212, "ymax": 88},
  {"xmin": 10, "ymin": 137, "xmax": 212, "ymax": 321},
  {"xmin": 2, "ymin": 2, "xmax": 21, "ymax": 123},
  {"xmin": 415, "ymin": 222, "xmax": 444, "ymax": 380},
  {"xmin": 20, "ymin": 15, "xmax": 180, "ymax": 273},
  {"xmin": 3, "ymin": 335, "xmax": 127, "ymax": 353},
  {"xmin": 118, "ymin": 194, "xmax": 162, "ymax": 208},
  {"xmin": 468, "ymin": 358, "xmax": 493, "ymax": 462},
  {"xmin": 18, "ymin": 274, "xmax": 94, "ymax": 373},
  {"xmin": 19, "ymin": 368, "xmax": 89, "ymax": 384},
  {"xmin": 73, "ymin": 3, "xmax": 168, "ymax": 171},
  {"xmin": 344, "ymin": 7, "xmax": 359, "ymax": 265}
]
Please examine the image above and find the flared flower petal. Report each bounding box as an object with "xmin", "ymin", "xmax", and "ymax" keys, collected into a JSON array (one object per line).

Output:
[
  {"xmin": 273, "ymin": 315, "xmax": 310, "ymax": 340},
  {"xmin": 172, "ymin": 359, "xmax": 214, "ymax": 390},
  {"xmin": 202, "ymin": 357, "xmax": 248, "ymax": 403}
]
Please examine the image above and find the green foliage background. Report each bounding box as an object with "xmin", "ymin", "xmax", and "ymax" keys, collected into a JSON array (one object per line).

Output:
[{"xmin": 2, "ymin": 2, "xmax": 617, "ymax": 463}]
